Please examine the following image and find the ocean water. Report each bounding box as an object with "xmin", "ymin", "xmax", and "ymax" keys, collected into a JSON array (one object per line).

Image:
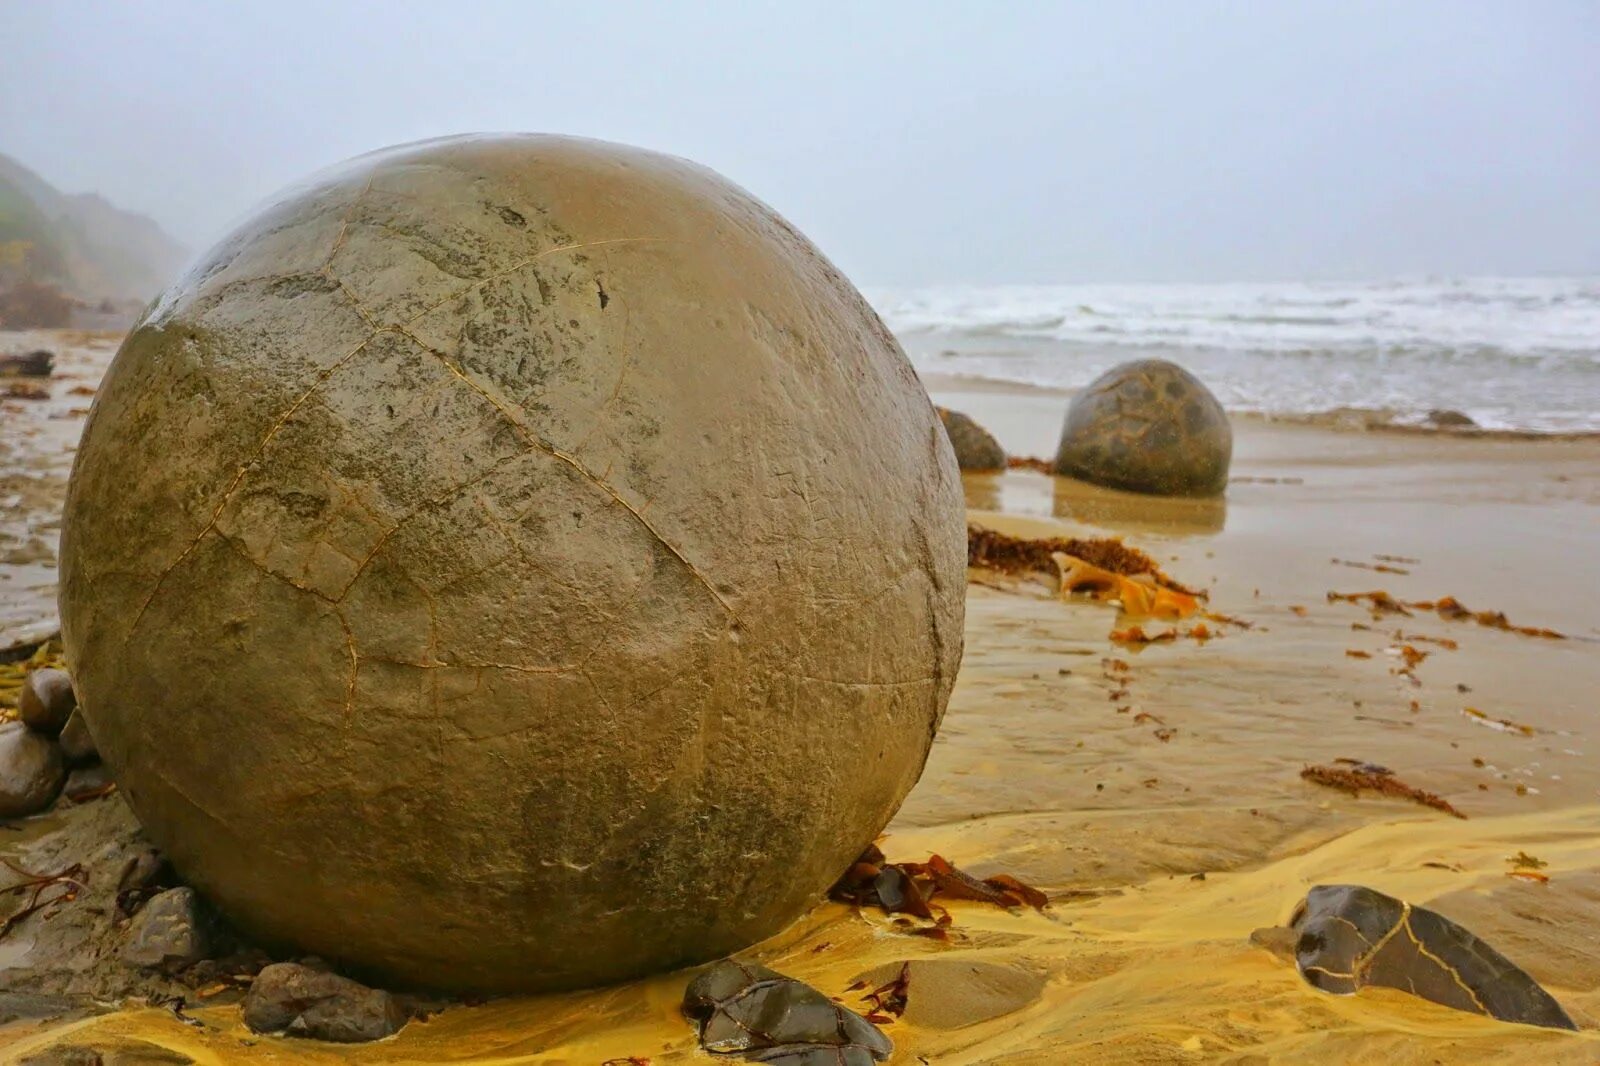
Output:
[{"xmin": 868, "ymin": 276, "xmax": 1600, "ymax": 433}]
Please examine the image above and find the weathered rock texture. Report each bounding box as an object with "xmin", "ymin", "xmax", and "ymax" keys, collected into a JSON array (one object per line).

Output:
[
  {"xmin": 243, "ymin": 962, "xmax": 407, "ymax": 1043},
  {"xmin": 1289, "ymin": 884, "xmax": 1575, "ymax": 1030},
  {"xmin": 935, "ymin": 408, "xmax": 1005, "ymax": 471},
  {"xmin": 1053, "ymin": 359, "xmax": 1232, "ymax": 497},
  {"xmin": 684, "ymin": 960, "xmax": 892, "ymax": 1065},
  {"xmin": 59, "ymin": 135, "xmax": 965, "ymax": 993}
]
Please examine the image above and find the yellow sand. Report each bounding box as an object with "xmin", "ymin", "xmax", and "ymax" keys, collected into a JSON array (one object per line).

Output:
[{"xmin": 3, "ymin": 365, "xmax": 1600, "ymax": 1062}]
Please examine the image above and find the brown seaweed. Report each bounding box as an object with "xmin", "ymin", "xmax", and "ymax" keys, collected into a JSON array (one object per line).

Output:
[
  {"xmin": 968, "ymin": 524, "xmax": 1200, "ymax": 595},
  {"xmin": 1300, "ymin": 764, "xmax": 1465, "ymax": 819},
  {"xmin": 1328, "ymin": 591, "xmax": 1566, "ymax": 639}
]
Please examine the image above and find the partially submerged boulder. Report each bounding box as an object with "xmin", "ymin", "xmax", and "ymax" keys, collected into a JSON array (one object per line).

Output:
[
  {"xmin": 1278, "ymin": 884, "xmax": 1575, "ymax": 1030},
  {"xmin": 684, "ymin": 960, "xmax": 891, "ymax": 1065},
  {"xmin": 59, "ymin": 135, "xmax": 965, "ymax": 993},
  {"xmin": 1053, "ymin": 359, "xmax": 1232, "ymax": 497},
  {"xmin": 0, "ymin": 724, "xmax": 66, "ymax": 818},
  {"xmin": 243, "ymin": 963, "xmax": 407, "ymax": 1044},
  {"xmin": 936, "ymin": 408, "xmax": 1006, "ymax": 471}
]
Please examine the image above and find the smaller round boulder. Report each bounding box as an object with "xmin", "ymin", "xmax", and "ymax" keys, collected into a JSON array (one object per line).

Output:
[
  {"xmin": 0, "ymin": 724, "xmax": 66, "ymax": 818},
  {"xmin": 1053, "ymin": 359, "xmax": 1231, "ymax": 497},
  {"xmin": 18, "ymin": 668, "xmax": 77, "ymax": 735},
  {"xmin": 936, "ymin": 408, "xmax": 1006, "ymax": 471}
]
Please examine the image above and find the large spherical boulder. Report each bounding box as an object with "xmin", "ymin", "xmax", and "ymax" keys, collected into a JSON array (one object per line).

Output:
[
  {"xmin": 59, "ymin": 135, "xmax": 965, "ymax": 993},
  {"xmin": 1053, "ymin": 359, "xmax": 1231, "ymax": 497}
]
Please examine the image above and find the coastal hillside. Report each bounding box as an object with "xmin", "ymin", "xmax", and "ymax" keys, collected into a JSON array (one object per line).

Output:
[{"xmin": 0, "ymin": 151, "xmax": 186, "ymax": 321}]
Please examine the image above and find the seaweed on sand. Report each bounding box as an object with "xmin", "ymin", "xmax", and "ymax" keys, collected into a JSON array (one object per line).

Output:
[
  {"xmin": 1301, "ymin": 763, "xmax": 1466, "ymax": 819},
  {"xmin": 967, "ymin": 524, "xmax": 1200, "ymax": 596}
]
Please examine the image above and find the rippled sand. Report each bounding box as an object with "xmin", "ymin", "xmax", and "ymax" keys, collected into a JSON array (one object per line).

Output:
[{"xmin": 1, "ymin": 349, "xmax": 1598, "ymax": 1062}]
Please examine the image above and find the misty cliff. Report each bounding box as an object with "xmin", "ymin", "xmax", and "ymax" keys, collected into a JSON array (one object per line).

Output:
[{"xmin": 0, "ymin": 151, "xmax": 187, "ymax": 303}]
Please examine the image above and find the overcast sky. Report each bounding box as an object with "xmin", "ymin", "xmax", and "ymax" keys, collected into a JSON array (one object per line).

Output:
[{"xmin": 3, "ymin": 1, "xmax": 1597, "ymax": 286}]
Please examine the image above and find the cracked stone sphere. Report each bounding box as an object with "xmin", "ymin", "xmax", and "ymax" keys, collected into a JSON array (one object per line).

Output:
[
  {"xmin": 1052, "ymin": 359, "xmax": 1232, "ymax": 497},
  {"xmin": 58, "ymin": 135, "xmax": 965, "ymax": 993}
]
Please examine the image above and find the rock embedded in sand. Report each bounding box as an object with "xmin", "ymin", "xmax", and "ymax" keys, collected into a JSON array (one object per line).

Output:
[
  {"xmin": 57, "ymin": 711, "xmax": 97, "ymax": 766},
  {"xmin": 18, "ymin": 1039, "xmax": 195, "ymax": 1065},
  {"xmin": 684, "ymin": 960, "xmax": 892, "ymax": 1065},
  {"xmin": 936, "ymin": 408, "xmax": 1006, "ymax": 471},
  {"xmin": 243, "ymin": 963, "xmax": 408, "ymax": 1044},
  {"xmin": 19, "ymin": 668, "xmax": 77, "ymax": 736},
  {"xmin": 58, "ymin": 135, "xmax": 965, "ymax": 993},
  {"xmin": 1287, "ymin": 883, "xmax": 1575, "ymax": 1030},
  {"xmin": 1053, "ymin": 359, "xmax": 1232, "ymax": 497},
  {"xmin": 0, "ymin": 724, "xmax": 66, "ymax": 818},
  {"xmin": 63, "ymin": 764, "xmax": 115, "ymax": 803},
  {"xmin": 121, "ymin": 887, "xmax": 216, "ymax": 972}
]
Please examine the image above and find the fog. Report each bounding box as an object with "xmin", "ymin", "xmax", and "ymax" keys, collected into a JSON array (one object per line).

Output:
[{"xmin": 4, "ymin": 0, "xmax": 1596, "ymax": 285}]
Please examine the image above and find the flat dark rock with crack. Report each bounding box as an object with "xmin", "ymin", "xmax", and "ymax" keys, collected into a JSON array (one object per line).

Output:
[
  {"xmin": 684, "ymin": 960, "xmax": 892, "ymax": 1066},
  {"xmin": 1286, "ymin": 883, "xmax": 1575, "ymax": 1030}
]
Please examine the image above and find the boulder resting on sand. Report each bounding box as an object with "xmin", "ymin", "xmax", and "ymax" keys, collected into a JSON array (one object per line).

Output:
[
  {"xmin": 58, "ymin": 134, "xmax": 965, "ymax": 993},
  {"xmin": 936, "ymin": 408, "xmax": 1006, "ymax": 471},
  {"xmin": 1053, "ymin": 359, "xmax": 1232, "ymax": 497}
]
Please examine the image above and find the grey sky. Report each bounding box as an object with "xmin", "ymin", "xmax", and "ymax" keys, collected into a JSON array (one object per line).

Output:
[{"xmin": 3, "ymin": 1, "xmax": 1596, "ymax": 286}]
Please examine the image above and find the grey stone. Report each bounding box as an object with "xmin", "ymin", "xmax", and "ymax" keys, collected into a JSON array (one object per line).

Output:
[
  {"xmin": 1288, "ymin": 883, "xmax": 1575, "ymax": 1030},
  {"xmin": 1053, "ymin": 359, "xmax": 1232, "ymax": 497},
  {"xmin": 936, "ymin": 408, "xmax": 1006, "ymax": 471},
  {"xmin": 18, "ymin": 668, "xmax": 76, "ymax": 735},
  {"xmin": 57, "ymin": 710, "xmax": 97, "ymax": 766},
  {"xmin": 122, "ymin": 888, "xmax": 213, "ymax": 971},
  {"xmin": 242, "ymin": 963, "xmax": 407, "ymax": 1043},
  {"xmin": 0, "ymin": 723, "xmax": 66, "ymax": 818},
  {"xmin": 63, "ymin": 763, "xmax": 115, "ymax": 803},
  {"xmin": 684, "ymin": 960, "xmax": 891, "ymax": 1065}
]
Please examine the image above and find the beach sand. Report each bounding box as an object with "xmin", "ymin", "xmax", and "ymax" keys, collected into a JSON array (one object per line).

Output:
[{"xmin": 1, "ymin": 340, "xmax": 1599, "ymax": 1062}]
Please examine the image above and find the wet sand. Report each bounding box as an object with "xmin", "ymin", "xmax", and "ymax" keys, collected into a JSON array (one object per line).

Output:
[{"xmin": 2, "ymin": 341, "xmax": 1599, "ymax": 1062}]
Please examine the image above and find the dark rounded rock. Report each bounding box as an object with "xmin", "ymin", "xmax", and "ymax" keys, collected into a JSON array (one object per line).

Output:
[
  {"xmin": 936, "ymin": 408, "xmax": 1006, "ymax": 471},
  {"xmin": 1426, "ymin": 408, "xmax": 1478, "ymax": 428},
  {"xmin": 58, "ymin": 711, "xmax": 98, "ymax": 766},
  {"xmin": 1053, "ymin": 359, "xmax": 1232, "ymax": 497},
  {"xmin": 121, "ymin": 887, "xmax": 215, "ymax": 972},
  {"xmin": 0, "ymin": 724, "xmax": 66, "ymax": 818},
  {"xmin": 19, "ymin": 668, "xmax": 77, "ymax": 736},
  {"xmin": 63, "ymin": 763, "xmax": 115, "ymax": 803},
  {"xmin": 243, "ymin": 963, "xmax": 407, "ymax": 1043},
  {"xmin": 58, "ymin": 134, "xmax": 965, "ymax": 993}
]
